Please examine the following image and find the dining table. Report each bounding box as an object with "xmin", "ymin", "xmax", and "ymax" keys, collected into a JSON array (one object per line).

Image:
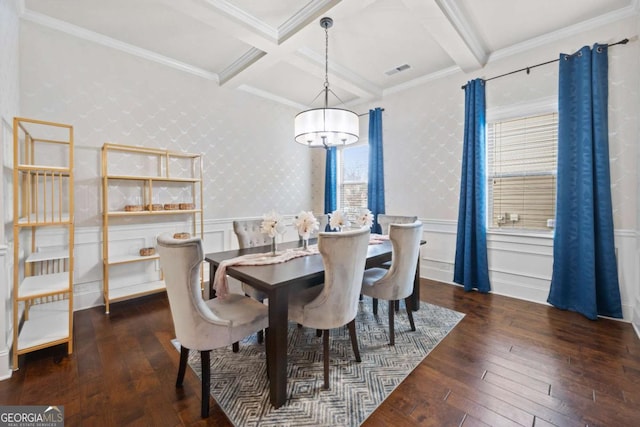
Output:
[{"xmin": 204, "ymin": 237, "xmax": 422, "ymax": 408}]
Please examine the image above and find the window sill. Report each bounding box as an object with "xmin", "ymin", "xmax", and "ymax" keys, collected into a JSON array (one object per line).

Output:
[{"xmin": 488, "ymin": 228, "xmax": 554, "ymax": 239}]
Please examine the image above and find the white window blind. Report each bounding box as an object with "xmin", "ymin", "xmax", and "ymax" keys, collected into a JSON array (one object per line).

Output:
[
  {"xmin": 338, "ymin": 144, "xmax": 368, "ymax": 217},
  {"xmin": 487, "ymin": 112, "xmax": 558, "ymax": 230}
]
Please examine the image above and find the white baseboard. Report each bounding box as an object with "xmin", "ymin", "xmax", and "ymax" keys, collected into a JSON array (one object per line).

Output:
[
  {"xmin": 633, "ymin": 295, "xmax": 640, "ymax": 340},
  {"xmin": 0, "ymin": 349, "xmax": 11, "ymax": 379}
]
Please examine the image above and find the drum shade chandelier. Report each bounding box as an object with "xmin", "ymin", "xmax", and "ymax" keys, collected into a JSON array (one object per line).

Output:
[{"xmin": 294, "ymin": 17, "xmax": 359, "ymax": 148}]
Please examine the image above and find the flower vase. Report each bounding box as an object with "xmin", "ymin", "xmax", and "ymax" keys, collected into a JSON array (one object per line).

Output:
[
  {"xmin": 271, "ymin": 236, "xmax": 277, "ymax": 256},
  {"xmin": 303, "ymin": 238, "xmax": 309, "ymax": 250}
]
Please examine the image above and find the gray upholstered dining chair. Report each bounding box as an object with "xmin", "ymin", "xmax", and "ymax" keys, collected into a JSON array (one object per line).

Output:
[
  {"xmin": 232, "ymin": 219, "xmax": 272, "ymax": 343},
  {"xmin": 377, "ymin": 214, "xmax": 418, "ymax": 235},
  {"xmin": 316, "ymin": 213, "xmax": 329, "ymax": 233},
  {"xmin": 375, "ymin": 214, "xmax": 419, "ymax": 277},
  {"xmin": 288, "ymin": 227, "xmax": 370, "ymax": 390},
  {"xmin": 361, "ymin": 221, "xmax": 423, "ymax": 345},
  {"xmin": 156, "ymin": 233, "xmax": 269, "ymax": 418}
]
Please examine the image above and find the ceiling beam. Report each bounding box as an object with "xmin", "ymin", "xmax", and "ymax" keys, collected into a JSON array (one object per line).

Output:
[{"xmin": 401, "ymin": 0, "xmax": 486, "ymax": 72}]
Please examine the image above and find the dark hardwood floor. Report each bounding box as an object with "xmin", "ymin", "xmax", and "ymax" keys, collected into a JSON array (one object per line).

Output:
[{"xmin": 2, "ymin": 279, "xmax": 639, "ymax": 426}]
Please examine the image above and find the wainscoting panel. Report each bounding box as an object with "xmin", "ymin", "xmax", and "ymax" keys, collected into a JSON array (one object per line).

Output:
[
  {"xmin": 419, "ymin": 219, "xmax": 637, "ymax": 322},
  {"xmin": 0, "ymin": 245, "xmax": 10, "ymax": 379},
  {"xmin": 15, "ymin": 218, "xmax": 639, "ymax": 324}
]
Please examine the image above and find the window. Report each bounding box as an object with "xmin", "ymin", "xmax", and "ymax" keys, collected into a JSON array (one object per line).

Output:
[
  {"xmin": 487, "ymin": 112, "xmax": 558, "ymax": 230},
  {"xmin": 338, "ymin": 144, "xmax": 368, "ymax": 217}
]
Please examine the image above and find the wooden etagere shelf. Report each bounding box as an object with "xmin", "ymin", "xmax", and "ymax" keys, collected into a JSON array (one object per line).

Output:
[
  {"xmin": 12, "ymin": 117, "xmax": 75, "ymax": 369},
  {"xmin": 101, "ymin": 143, "xmax": 203, "ymax": 313}
]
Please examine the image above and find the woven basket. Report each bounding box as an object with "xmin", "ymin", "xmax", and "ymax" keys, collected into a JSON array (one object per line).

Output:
[{"xmin": 139, "ymin": 247, "xmax": 156, "ymax": 256}]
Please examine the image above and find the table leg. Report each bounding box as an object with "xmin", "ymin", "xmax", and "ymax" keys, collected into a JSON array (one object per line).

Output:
[
  {"xmin": 208, "ymin": 264, "xmax": 216, "ymax": 299},
  {"xmin": 266, "ymin": 287, "xmax": 289, "ymax": 408}
]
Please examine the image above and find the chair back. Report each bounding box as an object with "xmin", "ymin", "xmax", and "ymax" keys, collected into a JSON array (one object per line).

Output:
[
  {"xmin": 316, "ymin": 214, "xmax": 329, "ymax": 232},
  {"xmin": 305, "ymin": 227, "xmax": 370, "ymax": 329},
  {"xmin": 156, "ymin": 233, "xmax": 229, "ymax": 350},
  {"xmin": 377, "ymin": 221, "xmax": 423, "ymax": 300},
  {"xmin": 233, "ymin": 219, "xmax": 271, "ymax": 248},
  {"xmin": 377, "ymin": 214, "xmax": 418, "ymax": 235}
]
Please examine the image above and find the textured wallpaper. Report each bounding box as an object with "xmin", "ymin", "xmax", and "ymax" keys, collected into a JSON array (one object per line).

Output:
[
  {"xmin": 19, "ymin": 21, "xmax": 313, "ymax": 227},
  {"xmin": 1, "ymin": 0, "xmax": 20, "ymax": 242},
  {"xmin": 357, "ymin": 16, "xmax": 638, "ymax": 230},
  {"xmin": 16, "ymin": 15, "xmax": 639, "ymax": 233},
  {"xmin": 0, "ymin": 0, "xmax": 19, "ymax": 122}
]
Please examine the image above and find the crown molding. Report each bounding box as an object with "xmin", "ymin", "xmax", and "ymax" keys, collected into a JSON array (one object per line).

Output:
[
  {"xmin": 219, "ymin": 47, "xmax": 267, "ymax": 85},
  {"xmin": 20, "ymin": 9, "xmax": 219, "ymax": 82},
  {"xmin": 436, "ymin": 0, "xmax": 487, "ymax": 65},
  {"xmin": 204, "ymin": 0, "xmax": 277, "ymax": 42},
  {"xmin": 489, "ymin": 2, "xmax": 640, "ymax": 63},
  {"xmin": 383, "ymin": 65, "xmax": 461, "ymax": 96},
  {"xmin": 237, "ymin": 84, "xmax": 305, "ymax": 110},
  {"xmin": 277, "ymin": 0, "xmax": 340, "ymax": 43}
]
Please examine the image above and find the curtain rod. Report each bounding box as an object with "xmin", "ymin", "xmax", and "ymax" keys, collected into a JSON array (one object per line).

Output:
[
  {"xmin": 358, "ymin": 108, "xmax": 385, "ymax": 117},
  {"xmin": 460, "ymin": 38, "xmax": 630, "ymax": 90}
]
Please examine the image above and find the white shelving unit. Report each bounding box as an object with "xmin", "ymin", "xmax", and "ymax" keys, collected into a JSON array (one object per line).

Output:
[
  {"xmin": 101, "ymin": 143, "xmax": 203, "ymax": 313},
  {"xmin": 12, "ymin": 117, "xmax": 74, "ymax": 369}
]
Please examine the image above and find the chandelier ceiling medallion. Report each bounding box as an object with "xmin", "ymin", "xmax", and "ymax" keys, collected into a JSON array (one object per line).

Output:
[{"xmin": 294, "ymin": 17, "xmax": 359, "ymax": 148}]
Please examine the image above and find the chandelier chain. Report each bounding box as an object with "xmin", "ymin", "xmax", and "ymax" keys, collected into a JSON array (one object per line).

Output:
[{"xmin": 324, "ymin": 23, "xmax": 330, "ymax": 109}]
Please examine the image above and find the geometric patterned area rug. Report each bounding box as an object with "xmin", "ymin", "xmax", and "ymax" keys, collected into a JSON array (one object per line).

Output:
[{"xmin": 175, "ymin": 299, "xmax": 464, "ymax": 427}]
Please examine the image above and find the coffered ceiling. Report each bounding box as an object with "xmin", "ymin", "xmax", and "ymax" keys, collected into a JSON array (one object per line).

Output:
[{"xmin": 21, "ymin": 0, "xmax": 638, "ymax": 109}]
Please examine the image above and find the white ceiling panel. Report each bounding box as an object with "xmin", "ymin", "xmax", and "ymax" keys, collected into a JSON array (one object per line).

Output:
[
  {"xmin": 459, "ymin": 0, "xmax": 633, "ymax": 52},
  {"xmin": 22, "ymin": 0, "xmax": 638, "ymax": 107}
]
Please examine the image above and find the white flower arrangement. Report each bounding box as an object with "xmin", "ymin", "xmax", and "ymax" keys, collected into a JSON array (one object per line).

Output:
[
  {"xmin": 355, "ymin": 209, "xmax": 374, "ymax": 228},
  {"xmin": 294, "ymin": 211, "xmax": 319, "ymax": 240},
  {"xmin": 261, "ymin": 210, "xmax": 286, "ymax": 238},
  {"xmin": 329, "ymin": 210, "xmax": 350, "ymax": 231}
]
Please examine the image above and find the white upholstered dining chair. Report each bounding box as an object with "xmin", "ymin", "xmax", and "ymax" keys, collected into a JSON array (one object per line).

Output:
[
  {"xmin": 232, "ymin": 219, "xmax": 270, "ymax": 342},
  {"xmin": 361, "ymin": 221, "xmax": 423, "ymax": 345},
  {"xmin": 156, "ymin": 233, "xmax": 269, "ymax": 418},
  {"xmin": 232, "ymin": 220, "xmax": 271, "ymax": 293},
  {"xmin": 375, "ymin": 214, "xmax": 419, "ymax": 279},
  {"xmin": 316, "ymin": 213, "xmax": 329, "ymax": 233},
  {"xmin": 288, "ymin": 227, "xmax": 370, "ymax": 390},
  {"xmin": 377, "ymin": 214, "xmax": 418, "ymax": 235}
]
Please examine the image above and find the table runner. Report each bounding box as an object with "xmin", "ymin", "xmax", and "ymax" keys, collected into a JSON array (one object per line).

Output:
[
  {"xmin": 213, "ymin": 246, "xmax": 320, "ymax": 298},
  {"xmin": 212, "ymin": 234, "xmax": 390, "ymax": 298}
]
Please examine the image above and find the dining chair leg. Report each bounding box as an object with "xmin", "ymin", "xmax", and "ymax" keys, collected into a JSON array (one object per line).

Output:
[
  {"xmin": 405, "ymin": 297, "xmax": 416, "ymax": 331},
  {"xmin": 323, "ymin": 329, "xmax": 330, "ymax": 390},
  {"xmin": 232, "ymin": 342, "xmax": 239, "ymax": 353},
  {"xmin": 347, "ymin": 319, "xmax": 361, "ymax": 362},
  {"xmin": 176, "ymin": 345, "xmax": 189, "ymax": 387},
  {"xmin": 316, "ymin": 329, "xmax": 323, "ymax": 338},
  {"xmin": 372, "ymin": 298, "xmax": 378, "ymax": 315},
  {"xmin": 200, "ymin": 350, "xmax": 211, "ymax": 418},
  {"xmin": 395, "ymin": 300, "xmax": 400, "ymax": 312},
  {"xmin": 388, "ymin": 300, "xmax": 395, "ymax": 346},
  {"xmin": 257, "ymin": 329, "xmax": 264, "ymax": 344}
]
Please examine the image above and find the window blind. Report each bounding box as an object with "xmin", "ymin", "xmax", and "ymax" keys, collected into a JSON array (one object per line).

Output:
[
  {"xmin": 338, "ymin": 145, "xmax": 368, "ymax": 216},
  {"xmin": 487, "ymin": 112, "xmax": 558, "ymax": 230}
]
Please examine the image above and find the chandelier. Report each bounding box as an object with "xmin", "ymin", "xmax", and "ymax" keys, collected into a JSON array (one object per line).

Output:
[{"xmin": 294, "ymin": 17, "xmax": 359, "ymax": 148}]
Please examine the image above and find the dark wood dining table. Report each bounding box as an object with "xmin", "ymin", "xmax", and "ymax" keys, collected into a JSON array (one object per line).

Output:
[{"xmin": 204, "ymin": 238, "xmax": 421, "ymax": 408}]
